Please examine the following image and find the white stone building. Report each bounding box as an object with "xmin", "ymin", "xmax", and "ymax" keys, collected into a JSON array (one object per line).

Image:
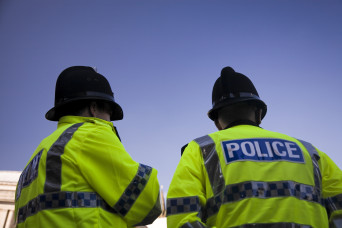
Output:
[{"xmin": 0, "ymin": 171, "xmax": 20, "ymax": 228}]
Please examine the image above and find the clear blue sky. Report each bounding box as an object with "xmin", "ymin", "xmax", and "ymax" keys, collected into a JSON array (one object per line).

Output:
[{"xmin": 1, "ymin": 0, "xmax": 341, "ymax": 194}]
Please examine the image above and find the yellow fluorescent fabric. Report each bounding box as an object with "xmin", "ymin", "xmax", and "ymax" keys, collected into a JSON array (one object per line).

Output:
[
  {"xmin": 15, "ymin": 116, "xmax": 161, "ymax": 228},
  {"xmin": 167, "ymin": 125, "xmax": 342, "ymax": 228}
]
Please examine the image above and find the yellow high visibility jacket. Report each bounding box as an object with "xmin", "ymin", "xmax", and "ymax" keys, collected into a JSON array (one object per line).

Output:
[
  {"xmin": 167, "ymin": 125, "xmax": 342, "ymax": 228},
  {"xmin": 15, "ymin": 116, "xmax": 161, "ymax": 228}
]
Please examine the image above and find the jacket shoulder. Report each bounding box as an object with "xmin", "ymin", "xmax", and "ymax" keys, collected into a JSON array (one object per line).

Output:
[{"xmin": 181, "ymin": 133, "xmax": 216, "ymax": 156}]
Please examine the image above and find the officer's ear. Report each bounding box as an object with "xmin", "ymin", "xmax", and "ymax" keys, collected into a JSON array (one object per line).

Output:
[
  {"xmin": 256, "ymin": 108, "xmax": 262, "ymax": 125},
  {"xmin": 215, "ymin": 119, "xmax": 223, "ymax": 130},
  {"xmin": 89, "ymin": 101, "xmax": 97, "ymax": 117}
]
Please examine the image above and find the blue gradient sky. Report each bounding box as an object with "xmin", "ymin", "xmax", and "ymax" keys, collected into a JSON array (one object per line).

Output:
[{"xmin": 1, "ymin": 0, "xmax": 341, "ymax": 194}]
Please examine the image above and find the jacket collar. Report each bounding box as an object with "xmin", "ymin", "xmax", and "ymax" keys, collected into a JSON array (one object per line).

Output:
[{"xmin": 224, "ymin": 120, "xmax": 259, "ymax": 130}]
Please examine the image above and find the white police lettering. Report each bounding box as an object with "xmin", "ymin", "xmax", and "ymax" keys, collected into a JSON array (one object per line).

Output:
[
  {"xmin": 285, "ymin": 142, "xmax": 300, "ymax": 158},
  {"xmin": 222, "ymin": 138, "xmax": 304, "ymax": 164},
  {"xmin": 241, "ymin": 141, "xmax": 255, "ymax": 156},
  {"xmin": 227, "ymin": 143, "xmax": 239, "ymax": 158}
]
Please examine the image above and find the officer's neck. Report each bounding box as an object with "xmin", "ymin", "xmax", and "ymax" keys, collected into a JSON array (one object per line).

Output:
[{"xmin": 223, "ymin": 119, "xmax": 259, "ymax": 130}]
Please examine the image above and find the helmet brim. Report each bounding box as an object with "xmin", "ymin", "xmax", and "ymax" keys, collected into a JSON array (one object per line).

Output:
[
  {"xmin": 208, "ymin": 98, "xmax": 267, "ymax": 121},
  {"xmin": 45, "ymin": 97, "xmax": 123, "ymax": 121}
]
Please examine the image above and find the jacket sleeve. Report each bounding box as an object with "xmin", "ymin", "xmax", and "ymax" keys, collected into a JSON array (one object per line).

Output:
[
  {"xmin": 78, "ymin": 123, "xmax": 161, "ymax": 226},
  {"xmin": 167, "ymin": 141, "xmax": 210, "ymax": 228},
  {"xmin": 319, "ymin": 151, "xmax": 342, "ymax": 227}
]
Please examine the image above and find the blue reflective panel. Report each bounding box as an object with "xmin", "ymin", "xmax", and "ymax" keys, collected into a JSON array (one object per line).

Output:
[
  {"xmin": 222, "ymin": 138, "xmax": 304, "ymax": 164},
  {"xmin": 16, "ymin": 150, "xmax": 43, "ymax": 200}
]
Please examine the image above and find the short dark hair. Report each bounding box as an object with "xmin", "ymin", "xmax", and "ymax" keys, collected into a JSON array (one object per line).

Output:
[{"xmin": 56, "ymin": 100, "xmax": 112, "ymax": 119}]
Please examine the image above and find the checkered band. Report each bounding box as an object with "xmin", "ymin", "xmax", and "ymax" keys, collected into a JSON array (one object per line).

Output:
[
  {"xmin": 225, "ymin": 181, "xmax": 321, "ymax": 203},
  {"xmin": 325, "ymin": 193, "xmax": 342, "ymax": 216},
  {"xmin": 230, "ymin": 223, "xmax": 312, "ymax": 228},
  {"xmin": 167, "ymin": 196, "xmax": 200, "ymax": 215},
  {"xmin": 16, "ymin": 150, "xmax": 43, "ymax": 200},
  {"xmin": 205, "ymin": 180, "xmax": 323, "ymax": 218},
  {"xmin": 17, "ymin": 191, "xmax": 115, "ymax": 224},
  {"xmin": 113, "ymin": 163, "xmax": 152, "ymax": 216},
  {"xmin": 205, "ymin": 194, "xmax": 222, "ymax": 217}
]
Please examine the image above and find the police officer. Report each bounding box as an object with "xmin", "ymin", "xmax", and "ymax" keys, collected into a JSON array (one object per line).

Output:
[
  {"xmin": 15, "ymin": 66, "xmax": 161, "ymax": 227},
  {"xmin": 167, "ymin": 67, "xmax": 342, "ymax": 228}
]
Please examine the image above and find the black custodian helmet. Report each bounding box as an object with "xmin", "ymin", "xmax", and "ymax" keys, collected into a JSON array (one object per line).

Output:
[
  {"xmin": 208, "ymin": 67, "xmax": 267, "ymax": 121},
  {"xmin": 45, "ymin": 66, "xmax": 123, "ymax": 121}
]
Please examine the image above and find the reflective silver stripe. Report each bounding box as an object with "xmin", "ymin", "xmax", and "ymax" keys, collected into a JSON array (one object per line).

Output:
[
  {"xmin": 113, "ymin": 163, "xmax": 152, "ymax": 216},
  {"xmin": 194, "ymin": 135, "xmax": 225, "ymax": 195},
  {"xmin": 181, "ymin": 221, "xmax": 208, "ymax": 228},
  {"xmin": 206, "ymin": 180, "xmax": 324, "ymax": 218},
  {"xmin": 194, "ymin": 135, "xmax": 224, "ymax": 222},
  {"xmin": 231, "ymin": 223, "xmax": 311, "ymax": 228},
  {"xmin": 134, "ymin": 192, "xmax": 162, "ymax": 226},
  {"xmin": 297, "ymin": 139, "xmax": 322, "ymax": 193},
  {"xmin": 44, "ymin": 123, "xmax": 84, "ymax": 192},
  {"xmin": 167, "ymin": 196, "xmax": 201, "ymax": 215},
  {"xmin": 17, "ymin": 191, "xmax": 116, "ymax": 224}
]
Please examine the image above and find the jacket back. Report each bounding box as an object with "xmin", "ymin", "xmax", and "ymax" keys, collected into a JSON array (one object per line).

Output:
[
  {"xmin": 167, "ymin": 125, "xmax": 342, "ymax": 228},
  {"xmin": 15, "ymin": 116, "xmax": 161, "ymax": 228}
]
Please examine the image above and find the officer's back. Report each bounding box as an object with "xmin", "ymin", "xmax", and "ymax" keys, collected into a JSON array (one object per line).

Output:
[
  {"xmin": 167, "ymin": 67, "xmax": 342, "ymax": 228},
  {"xmin": 15, "ymin": 66, "xmax": 161, "ymax": 227}
]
